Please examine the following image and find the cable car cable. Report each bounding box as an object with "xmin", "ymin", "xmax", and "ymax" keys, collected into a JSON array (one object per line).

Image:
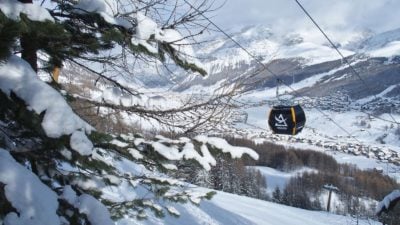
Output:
[
  {"xmin": 294, "ymin": 0, "xmax": 400, "ymax": 125},
  {"xmin": 182, "ymin": 0, "xmax": 363, "ymax": 142},
  {"xmin": 294, "ymin": 0, "xmax": 396, "ymax": 125},
  {"xmin": 182, "ymin": 0, "xmax": 280, "ymax": 79}
]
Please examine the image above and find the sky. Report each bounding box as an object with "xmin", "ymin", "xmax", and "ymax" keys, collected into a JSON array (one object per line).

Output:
[{"xmin": 212, "ymin": 0, "xmax": 400, "ymax": 35}]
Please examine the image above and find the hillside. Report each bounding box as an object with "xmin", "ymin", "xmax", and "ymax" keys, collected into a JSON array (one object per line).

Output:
[
  {"xmin": 175, "ymin": 25, "xmax": 400, "ymax": 97},
  {"xmin": 123, "ymin": 189, "xmax": 379, "ymax": 225},
  {"xmin": 175, "ymin": 25, "xmax": 400, "ymax": 172}
]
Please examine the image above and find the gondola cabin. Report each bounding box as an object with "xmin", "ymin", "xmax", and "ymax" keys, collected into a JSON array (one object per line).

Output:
[{"xmin": 268, "ymin": 105, "xmax": 306, "ymax": 135}]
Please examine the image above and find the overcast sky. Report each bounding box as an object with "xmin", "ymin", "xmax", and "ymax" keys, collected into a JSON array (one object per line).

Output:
[{"xmin": 212, "ymin": 0, "xmax": 400, "ymax": 35}]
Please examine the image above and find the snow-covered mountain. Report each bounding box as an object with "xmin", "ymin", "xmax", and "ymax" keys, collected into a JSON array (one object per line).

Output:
[
  {"xmin": 174, "ymin": 25, "xmax": 400, "ymax": 97},
  {"xmin": 57, "ymin": 23, "xmax": 400, "ymax": 163},
  {"xmin": 359, "ymin": 28, "xmax": 400, "ymax": 52},
  {"xmin": 61, "ymin": 25, "xmax": 400, "ymax": 156},
  {"xmin": 162, "ymin": 25, "xmax": 400, "ymax": 174}
]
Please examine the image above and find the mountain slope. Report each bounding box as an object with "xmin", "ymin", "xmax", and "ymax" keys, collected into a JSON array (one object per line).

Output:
[
  {"xmin": 121, "ymin": 189, "xmax": 379, "ymax": 225},
  {"xmin": 175, "ymin": 26, "xmax": 400, "ymax": 100}
]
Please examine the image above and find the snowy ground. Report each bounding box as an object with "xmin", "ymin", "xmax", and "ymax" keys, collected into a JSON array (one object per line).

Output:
[
  {"xmin": 252, "ymin": 166, "xmax": 380, "ymax": 215},
  {"xmin": 251, "ymin": 166, "xmax": 316, "ymax": 194},
  {"xmin": 118, "ymin": 189, "xmax": 380, "ymax": 225},
  {"xmin": 232, "ymin": 84, "xmax": 400, "ymax": 181}
]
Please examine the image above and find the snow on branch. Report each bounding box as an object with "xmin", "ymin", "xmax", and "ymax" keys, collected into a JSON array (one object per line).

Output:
[
  {"xmin": 195, "ymin": 135, "xmax": 259, "ymax": 160},
  {"xmin": 0, "ymin": 148, "xmax": 60, "ymax": 225},
  {"xmin": 71, "ymin": 0, "xmax": 205, "ymax": 74},
  {"xmin": 0, "ymin": 56, "xmax": 94, "ymax": 154},
  {"xmin": 131, "ymin": 12, "xmax": 159, "ymax": 54},
  {"xmin": 156, "ymin": 28, "xmax": 206, "ymax": 73},
  {"xmin": 73, "ymin": 0, "xmax": 132, "ymax": 29},
  {"xmin": 136, "ymin": 135, "xmax": 258, "ymax": 171},
  {"xmin": 132, "ymin": 12, "xmax": 206, "ymax": 74},
  {"xmin": 0, "ymin": 0, "xmax": 54, "ymax": 22},
  {"xmin": 376, "ymin": 189, "xmax": 400, "ymax": 215},
  {"xmin": 61, "ymin": 185, "xmax": 114, "ymax": 225}
]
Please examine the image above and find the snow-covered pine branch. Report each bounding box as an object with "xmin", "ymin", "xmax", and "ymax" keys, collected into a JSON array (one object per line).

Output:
[
  {"xmin": 0, "ymin": 51, "xmax": 258, "ymax": 223},
  {"xmin": 1, "ymin": 0, "xmax": 237, "ymax": 134},
  {"xmin": 0, "ymin": 1, "xmax": 253, "ymax": 223},
  {"xmin": 376, "ymin": 189, "xmax": 400, "ymax": 215},
  {"xmin": 0, "ymin": 0, "xmax": 207, "ymax": 75}
]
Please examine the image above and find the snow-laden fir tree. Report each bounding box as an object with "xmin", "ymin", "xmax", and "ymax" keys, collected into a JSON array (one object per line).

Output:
[{"xmin": 0, "ymin": 0, "xmax": 258, "ymax": 224}]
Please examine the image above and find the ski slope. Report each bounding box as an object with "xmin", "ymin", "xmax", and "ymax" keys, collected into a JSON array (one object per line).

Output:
[
  {"xmin": 118, "ymin": 189, "xmax": 380, "ymax": 225},
  {"xmin": 253, "ymin": 166, "xmax": 317, "ymax": 193}
]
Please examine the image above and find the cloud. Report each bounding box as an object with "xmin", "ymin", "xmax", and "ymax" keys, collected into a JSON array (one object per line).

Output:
[{"xmin": 213, "ymin": 0, "xmax": 400, "ymax": 34}]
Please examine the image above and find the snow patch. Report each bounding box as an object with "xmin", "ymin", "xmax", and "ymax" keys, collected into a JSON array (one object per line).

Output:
[
  {"xmin": 131, "ymin": 12, "xmax": 158, "ymax": 54},
  {"xmin": 61, "ymin": 185, "xmax": 78, "ymax": 205},
  {"xmin": 101, "ymin": 87, "xmax": 184, "ymax": 110},
  {"xmin": 61, "ymin": 186, "xmax": 114, "ymax": 225},
  {"xmin": 166, "ymin": 206, "xmax": 180, "ymax": 216},
  {"xmin": 151, "ymin": 142, "xmax": 181, "ymax": 160},
  {"xmin": 60, "ymin": 148, "xmax": 72, "ymax": 160},
  {"xmin": 0, "ymin": 0, "xmax": 54, "ymax": 22},
  {"xmin": 110, "ymin": 139, "xmax": 129, "ymax": 148},
  {"xmin": 78, "ymin": 194, "xmax": 114, "ymax": 225},
  {"xmin": 181, "ymin": 143, "xmax": 216, "ymax": 171},
  {"xmin": 148, "ymin": 136, "xmax": 257, "ymax": 171},
  {"xmin": 100, "ymin": 180, "xmax": 137, "ymax": 202},
  {"xmin": 368, "ymin": 41, "xmax": 400, "ymax": 58},
  {"xmin": 195, "ymin": 135, "xmax": 259, "ymax": 160},
  {"xmin": 253, "ymin": 166, "xmax": 317, "ymax": 193},
  {"xmin": 0, "ymin": 149, "xmax": 60, "ymax": 225},
  {"xmin": 357, "ymin": 85, "xmax": 398, "ymax": 105},
  {"xmin": 127, "ymin": 148, "xmax": 143, "ymax": 159},
  {"xmin": 376, "ymin": 189, "xmax": 400, "ymax": 214},
  {"xmin": 162, "ymin": 163, "xmax": 178, "ymax": 170},
  {"xmin": 130, "ymin": 12, "xmax": 204, "ymax": 72},
  {"xmin": 156, "ymin": 28, "xmax": 205, "ymax": 70},
  {"xmin": 73, "ymin": 0, "xmax": 132, "ymax": 28},
  {"xmin": 70, "ymin": 130, "xmax": 94, "ymax": 155},
  {"xmin": 0, "ymin": 56, "xmax": 94, "ymax": 153}
]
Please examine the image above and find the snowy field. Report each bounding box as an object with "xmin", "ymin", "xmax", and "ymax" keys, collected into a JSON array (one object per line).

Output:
[
  {"xmin": 251, "ymin": 166, "xmax": 317, "ymax": 194},
  {"xmin": 227, "ymin": 91, "xmax": 400, "ymax": 186},
  {"xmin": 233, "ymin": 77, "xmax": 400, "ymax": 177},
  {"xmin": 118, "ymin": 189, "xmax": 380, "ymax": 225},
  {"xmin": 241, "ymin": 101, "xmax": 400, "ymax": 152},
  {"xmin": 252, "ymin": 166, "xmax": 380, "ymax": 216}
]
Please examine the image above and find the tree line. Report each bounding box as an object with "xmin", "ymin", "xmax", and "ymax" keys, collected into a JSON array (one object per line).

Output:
[
  {"xmin": 227, "ymin": 137, "xmax": 399, "ymax": 218},
  {"xmin": 170, "ymin": 136, "xmax": 399, "ymax": 219},
  {"xmin": 176, "ymin": 153, "xmax": 268, "ymax": 200}
]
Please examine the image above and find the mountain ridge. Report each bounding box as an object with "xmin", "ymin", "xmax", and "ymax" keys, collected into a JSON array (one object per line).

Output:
[{"xmin": 172, "ymin": 25, "xmax": 400, "ymax": 100}]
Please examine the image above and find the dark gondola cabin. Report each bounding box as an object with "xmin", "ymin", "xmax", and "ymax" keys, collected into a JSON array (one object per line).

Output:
[{"xmin": 268, "ymin": 105, "xmax": 306, "ymax": 135}]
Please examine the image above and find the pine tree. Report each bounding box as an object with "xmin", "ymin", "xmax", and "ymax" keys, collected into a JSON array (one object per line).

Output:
[
  {"xmin": 4, "ymin": 0, "xmax": 208, "ymax": 75},
  {"xmin": 272, "ymin": 186, "xmax": 282, "ymax": 203},
  {"xmin": 0, "ymin": 0, "xmax": 257, "ymax": 223}
]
